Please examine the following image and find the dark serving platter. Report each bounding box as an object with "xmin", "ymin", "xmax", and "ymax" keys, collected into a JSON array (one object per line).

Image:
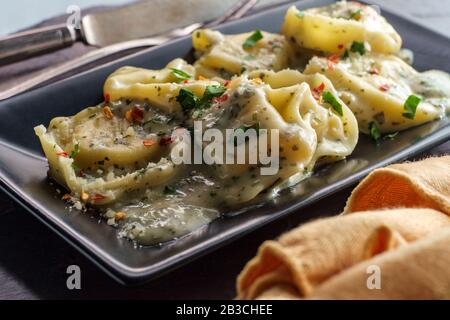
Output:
[{"xmin": 0, "ymin": 0, "xmax": 449, "ymax": 285}]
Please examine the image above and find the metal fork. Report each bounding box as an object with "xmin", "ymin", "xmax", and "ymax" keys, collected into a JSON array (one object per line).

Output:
[{"xmin": 0, "ymin": 0, "xmax": 259, "ymax": 101}]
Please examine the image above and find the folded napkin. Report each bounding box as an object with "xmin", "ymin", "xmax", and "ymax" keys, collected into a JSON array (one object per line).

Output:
[
  {"xmin": 345, "ymin": 156, "xmax": 450, "ymax": 215},
  {"xmin": 236, "ymin": 156, "xmax": 450, "ymax": 299}
]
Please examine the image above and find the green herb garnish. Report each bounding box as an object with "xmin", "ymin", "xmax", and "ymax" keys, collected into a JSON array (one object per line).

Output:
[
  {"xmin": 349, "ymin": 9, "xmax": 363, "ymax": 20},
  {"xmin": 368, "ymin": 121, "xmax": 381, "ymax": 143},
  {"xmin": 342, "ymin": 49, "xmax": 350, "ymax": 60},
  {"xmin": 69, "ymin": 144, "xmax": 80, "ymax": 159},
  {"xmin": 203, "ymin": 85, "xmax": 227, "ymax": 101},
  {"xmin": 170, "ymin": 68, "xmax": 191, "ymax": 81},
  {"xmin": 402, "ymin": 94, "xmax": 421, "ymax": 119},
  {"xmin": 322, "ymin": 91, "xmax": 343, "ymax": 116},
  {"xmin": 176, "ymin": 85, "xmax": 226, "ymax": 113},
  {"xmin": 243, "ymin": 30, "xmax": 263, "ymax": 49},
  {"xmin": 350, "ymin": 41, "xmax": 366, "ymax": 55},
  {"xmin": 176, "ymin": 88, "xmax": 198, "ymax": 112},
  {"xmin": 164, "ymin": 185, "xmax": 177, "ymax": 195}
]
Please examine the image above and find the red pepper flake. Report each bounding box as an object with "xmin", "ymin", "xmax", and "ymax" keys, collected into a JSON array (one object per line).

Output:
[
  {"xmin": 369, "ymin": 67, "xmax": 380, "ymax": 75},
  {"xmin": 62, "ymin": 194, "xmax": 71, "ymax": 201},
  {"xmin": 91, "ymin": 193, "xmax": 106, "ymax": 202},
  {"xmin": 143, "ymin": 139, "xmax": 156, "ymax": 147},
  {"xmin": 337, "ymin": 44, "xmax": 344, "ymax": 50},
  {"xmin": 104, "ymin": 93, "xmax": 110, "ymax": 103},
  {"xmin": 126, "ymin": 107, "xmax": 144, "ymax": 123},
  {"xmin": 223, "ymin": 80, "xmax": 230, "ymax": 87},
  {"xmin": 327, "ymin": 54, "xmax": 340, "ymax": 70},
  {"xmin": 212, "ymin": 93, "xmax": 229, "ymax": 104},
  {"xmin": 103, "ymin": 106, "xmax": 114, "ymax": 119},
  {"xmin": 159, "ymin": 136, "xmax": 173, "ymax": 146},
  {"xmin": 56, "ymin": 151, "xmax": 68, "ymax": 157},
  {"xmin": 328, "ymin": 54, "xmax": 340, "ymax": 63},
  {"xmin": 312, "ymin": 83, "xmax": 325, "ymax": 100},
  {"xmin": 379, "ymin": 84, "xmax": 390, "ymax": 92},
  {"xmin": 183, "ymin": 80, "xmax": 189, "ymax": 84},
  {"xmin": 327, "ymin": 60, "xmax": 335, "ymax": 70}
]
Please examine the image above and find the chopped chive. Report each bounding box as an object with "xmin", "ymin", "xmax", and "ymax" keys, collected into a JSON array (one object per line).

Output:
[
  {"xmin": 243, "ymin": 30, "xmax": 263, "ymax": 49},
  {"xmin": 170, "ymin": 68, "xmax": 191, "ymax": 81},
  {"xmin": 322, "ymin": 91, "xmax": 343, "ymax": 116}
]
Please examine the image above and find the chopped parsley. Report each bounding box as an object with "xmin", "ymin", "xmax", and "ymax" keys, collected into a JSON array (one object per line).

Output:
[
  {"xmin": 342, "ymin": 49, "xmax": 350, "ymax": 60},
  {"xmin": 243, "ymin": 30, "xmax": 263, "ymax": 49},
  {"xmin": 368, "ymin": 121, "xmax": 381, "ymax": 143},
  {"xmin": 202, "ymin": 85, "xmax": 227, "ymax": 102},
  {"xmin": 163, "ymin": 185, "xmax": 177, "ymax": 195},
  {"xmin": 322, "ymin": 91, "xmax": 343, "ymax": 116},
  {"xmin": 369, "ymin": 122, "xmax": 399, "ymax": 144},
  {"xmin": 69, "ymin": 143, "xmax": 80, "ymax": 158},
  {"xmin": 176, "ymin": 88, "xmax": 198, "ymax": 112},
  {"xmin": 176, "ymin": 85, "xmax": 226, "ymax": 113},
  {"xmin": 170, "ymin": 68, "xmax": 191, "ymax": 81},
  {"xmin": 350, "ymin": 41, "xmax": 366, "ymax": 55},
  {"xmin": 349, "ymin": 9, "xmax": 363, "ymax": 20},
  {"xmin": 402, "ymin": 94, "xmax": 421, "ymax": 119}
]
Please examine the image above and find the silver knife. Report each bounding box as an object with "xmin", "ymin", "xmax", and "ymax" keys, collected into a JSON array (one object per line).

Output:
[
  {"xmin": 0, "ymin": 0, "xmax": 261, "ymax": 66},
  {"xmin": 0, "ymin": 0, "xmax": 294, "ymax": 101}
]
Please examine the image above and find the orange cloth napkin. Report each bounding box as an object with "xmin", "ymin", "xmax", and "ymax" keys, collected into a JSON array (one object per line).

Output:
[{"xmin": 236, "ymin": 156, "xmax": 450, "ymax": 299}]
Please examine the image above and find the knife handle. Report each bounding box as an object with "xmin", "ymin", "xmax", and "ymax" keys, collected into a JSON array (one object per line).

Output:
[{"xmin": 0, "ymin": 24, "xmax": 78, "ymax": 66}]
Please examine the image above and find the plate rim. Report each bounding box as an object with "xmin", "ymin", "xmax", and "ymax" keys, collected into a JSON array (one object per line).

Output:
[{"xmin": 0, "ymin": 0, "xmax": 449, "ymax": 285}]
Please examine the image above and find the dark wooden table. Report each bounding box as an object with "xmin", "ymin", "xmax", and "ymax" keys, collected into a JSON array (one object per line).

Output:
[{"xmin": 0, "ymin": 0, "xmax": 449, "ymax": 300}]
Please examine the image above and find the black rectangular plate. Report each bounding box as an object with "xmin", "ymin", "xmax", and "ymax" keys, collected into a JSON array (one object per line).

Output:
[{"xmin": 0, "ymin": 0, "xmax": 449, "ymax": 285}]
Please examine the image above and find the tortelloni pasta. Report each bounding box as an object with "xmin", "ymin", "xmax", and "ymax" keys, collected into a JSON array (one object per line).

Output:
[
  {"xmin": 35, "ymin": 57, "xmax": 358, "ymax": 245},
  {"xmin": 34, "ymin": 1, "xmax": 448, "ymax": 246},
  {"xmin": 282, "ymin": 1, "xmax": 402, "ymax": 54},
  {"xmin": 192, "ymin": 29, "xmax": 293, "ymax": 79},
  {"xmin": 248, "ymin": 69, "xmax": 359, "ymax": 163},
  {"xmin": 304, "ymin": 53, "xmax": 450, "ymax": 133},
  {"xmin": 191, "ymin": 74, "xmax": 358, "ymax": 204}
]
